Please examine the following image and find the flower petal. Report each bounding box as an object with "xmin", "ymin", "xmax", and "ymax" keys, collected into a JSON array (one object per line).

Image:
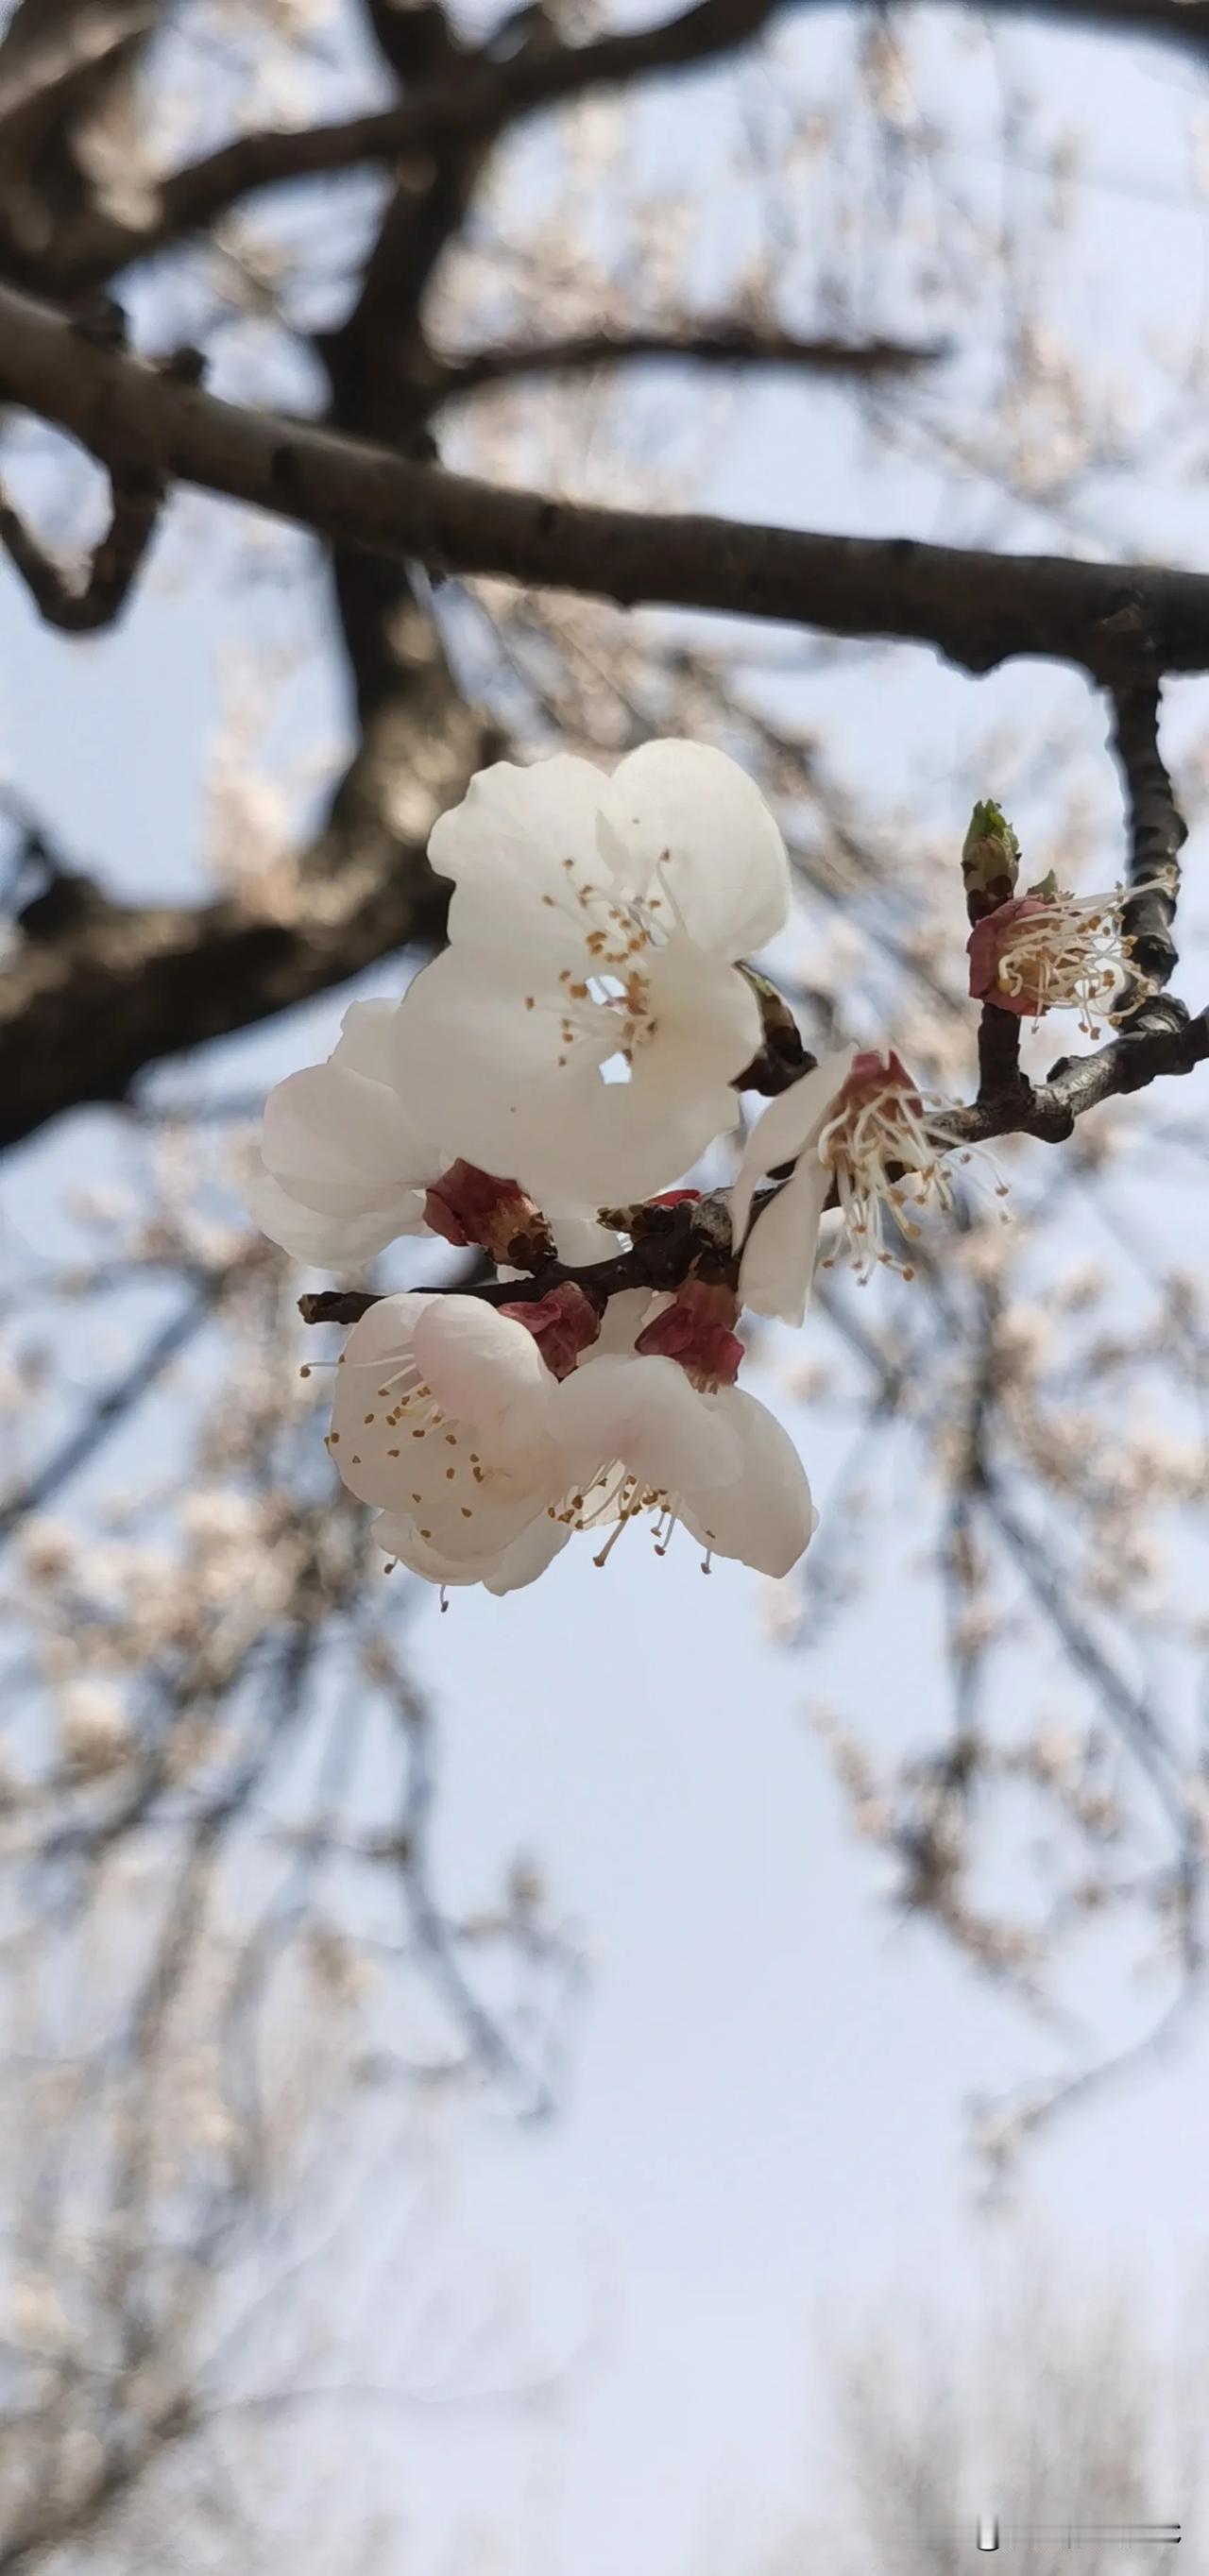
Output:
[
  {"xmin": 552, "ymin": 1354, "xmax": 741, "ymax": 1494},
  {"xmin": 730, "ymin": 1046, "xmax": 858, "ymax": 1248},
  {"xmin": 736, "ymin": 1156, "xmax": 832, "ymax": 1328},
  {"xmin": 643, "ymin": 938, "xmax": 762, "ymax": 1083},
  {"xmin": 374, "ymin": 1508, "xmax": 567, "ymax": 1594},
  {"xmin": 588, "ymin": 1288, "xmax": 668, "ymax": 1356},
  {"xmin": 605, "ymin": 741, "xmax": 792, "ymax": 956},
  {"xmin": 678, "ymin": 1387, "xmax": 817, "ymax": 1576},
  {"xmin": 333, "ymin": 998, "xmax": 406, "ymax": 1085},
  {"xmin": 247, "ymin": 1170, "xmax": 403, "ymax": 1269},
  {"xmin": 391, "ymin": 947, "xmax": 635, "ymax": 1196},
  {"xmin": 412, "ymin": 1296, "xmax": 558, "ymax": 1435},
  {"xmin": 482, "ymin": 1514, "xmax": 572, "ymax": 1595},
  {"xmin": 427, "ymin": 754, "xmax": 614, "ymax": 962},
  {"xmin": 261, "ymin": 1062, "xmax": 433, "ymax": 1220}
]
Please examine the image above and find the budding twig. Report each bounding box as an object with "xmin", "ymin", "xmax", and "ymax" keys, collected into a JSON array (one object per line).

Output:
[{"xmin": 1106, "ymin": 671, "xmax": 1184, "ymax": 1003}]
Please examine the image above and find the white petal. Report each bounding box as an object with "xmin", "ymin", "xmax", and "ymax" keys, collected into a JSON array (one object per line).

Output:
[
  {"xmin": 678, "ymin": 1387, "xmax": 817, "ymax": 1576},
  {"xmin": 643, "ymin": 939, "xmax": 762, "ymax": 1083},
  {"xmin": 412, "ymin": 1296, "xmax": 557, "ymax": 1435},
  {"xmin": 736, "ymin": 1157, "xmax": 832, "ymax": 1328},
  {"xmin": 332, "ymin": 998, "xmax": 405, "ymax": 1085},
  {"xmin": 374, "ymin": 1508, "xmax": 570, "ymax": 1595},
  {"xmin": 588, "ymin": 1288, "xmax": 667, "ymax": 1356},
  {"xmin": 334, "ymin": 1290, "xmax": 437, "ymax": 1375},
  {"xmin": 605, "ymin": 741, "xmax": 792, "ymax": 956},
  {"xmin": 730, "ymin": 1047, "xmax": 858, "ymax": 1248},
  {"xmin": 552, "ymin": 1355, "xmax": 741, "ymax": 1494},
  {"xmin": 427, "ymin": 754, "xmax": 614, "ymax": 962},
  {"xmin": 247, "ymin": 1169, "xmax": 403, "ymax": 1269},
  {"xmin": 391, "ymin": 947, "xmax": 628, "ymax": 1193},
  {"xmin": 482, "ymin": 1515, "xmax": 572, "ymax": 1595},
  {"xmin": 328, "ymin": 1295, "xmax": 443, "ymax": 1507},
  {"xmin": 548, "ymin": 1213, "xmax": 622, "ymax": 1267},
  {"xmin": 261, "ymin": 1062, "xmax": 434, "ymax": 1220}
]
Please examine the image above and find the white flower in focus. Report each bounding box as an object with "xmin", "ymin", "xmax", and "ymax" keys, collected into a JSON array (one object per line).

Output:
[
  {"xmin": 327, "ymin": 1292, "xmax": 571, "ymax": 1595},
  {"xmin": 59, "ymin": 1680, "xmax": 132, "ymax": 1776},
  {"xmin": 734, "ymin": 1046, "xmax": 996, "ymax": 1298},
  {"xmin": 248, "ymin": 998, "xmax": 448, "ymax": 1269},
  {"xmin": 392, "ymin": 742, "xmax": 792, "ymax": 1205},
  {"xmin": 730, "ymin": 1047, "xmax": 860, "ymax": 1323},
  {"xmin": 548, "ymin": 1349, "xmax": 817, "ymax": 1578},
  {"xmin": 966, "ymin": 882, "xmax": 1164, "ymax": 1035}
]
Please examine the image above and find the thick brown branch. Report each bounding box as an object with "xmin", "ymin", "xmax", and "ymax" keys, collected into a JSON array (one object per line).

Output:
[
  {"xmin": 434, "ymin": 326, "xmax": 945, "ymax": 400},
  {"xmin": 13, "ymin": 284, "xmax": 1209, "ymax": 676},
  {"xmin": 0, "ymin": 810, "xmax": 457, "ymax": 1149}
]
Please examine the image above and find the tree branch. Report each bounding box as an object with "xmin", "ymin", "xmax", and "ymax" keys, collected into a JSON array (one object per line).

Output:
[
  {"xmin": 1106, "ymin": 668, "xmax": 1184, "ymax": 996},
  {"xmin": 12, "ymin": 283, "xmax": 1209, "ymax": 676},
  {"xmin": 297, "ymin": 993, "xmax": 1207, "ymax": 1331},
  {"xmin": 0, "ymin": 452, "xmax": 161, "ymax": 628},
  {"xmin": 434, "ymin": 324, "xmax": 946, "ymax": 400},
  {"xmin": 0, "ymin": 794, "xmax": 465, "ymax": 1148},
  {"xmin": 50, "ymin": 0, "xmax": 785, "ymax": 283}
]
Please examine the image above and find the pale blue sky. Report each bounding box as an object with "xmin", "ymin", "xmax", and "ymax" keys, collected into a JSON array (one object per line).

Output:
[{"xmin": 3, "ymin": 11, "xmax": 1209, "ymax": 2572}]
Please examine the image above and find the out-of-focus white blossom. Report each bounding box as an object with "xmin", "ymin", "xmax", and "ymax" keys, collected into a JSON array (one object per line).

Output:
[{"xmin": 58, "ymin": 1680, "xmax": 132, "ymax": 1777}]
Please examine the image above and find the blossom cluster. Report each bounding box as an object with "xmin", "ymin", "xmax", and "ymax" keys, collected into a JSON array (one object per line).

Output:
[{"xmin": 249, "ymin": 743, "xmax": 1136, "ymax": 1599}]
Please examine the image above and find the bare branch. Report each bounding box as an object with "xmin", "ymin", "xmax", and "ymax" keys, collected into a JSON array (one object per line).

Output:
[
  {"xmin": 434, "ymin": 325, "xmax": 946, "ymax": 401},
  {"xmin": 0, "ymin": 454, "xmax": 162, "ymax": 629},
  {"xmin": 0, "ymin": 804, "xmax": 457, "ymax": 1150},
  {"xmin": 11, "ymin": 285, "xmax": 1209, "ymax": 678},
  {"xmin": 1106, "ymin": 669, "xmax": 1185, "ymax": 997},
  {"xmin": 52, "ymin": 0, "xmax": 786, "ymax": 282}
]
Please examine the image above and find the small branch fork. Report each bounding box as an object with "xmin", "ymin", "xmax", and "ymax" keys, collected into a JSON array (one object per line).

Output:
[{"xmin": 0, "ymin": 461, "xmax": 162, "ymax": 631}]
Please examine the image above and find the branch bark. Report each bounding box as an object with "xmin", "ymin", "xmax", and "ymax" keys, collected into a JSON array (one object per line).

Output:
[
  {"xmin": 434, "ymin": 325, "xmax": 945, "ymax": 400},
  {"xmin": 11, "ymin": 283, "xmax": 1209, "ymax": 676},
  {"xmin": 0, "ymin": 450, "xmax": 161, "ymax": 626},
  {"xmin": 47, "ymin": 0, "xmax": 786, "ymax": 285}
]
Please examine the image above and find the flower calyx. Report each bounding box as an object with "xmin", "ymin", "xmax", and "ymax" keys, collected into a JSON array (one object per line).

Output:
[
  {"xmin": 495, "ymin": 1281, "xmax": 604, "ymax": 1379},
  {"xmin": 423, "ymin": 1159, "xmax": 556, "ymax": 1267},
  {"xmin": 634, "ymin": 1274, "xmax": 744, "ymax": 1391}
]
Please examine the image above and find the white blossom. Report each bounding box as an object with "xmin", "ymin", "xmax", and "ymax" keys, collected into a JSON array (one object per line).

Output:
[
  {"xmin": 248, "ymin": 998, "xmax": 448, "ymax": 1269},
  {"xmin": 391, "ymin": 741, "xmax": 792, "ymax": 1205},
  {"xmin": 326, "ymin": 1291, "xmax": 571, "ymax": 1595},
  {"xmin": 59, "ymin": 1680, "xmax": 132, "ymax": 1776},
  {"xmin": 548, "ymin": 1354, "xmax": 817, "ymax": 1578},
  {"xmin": 326, "ymin": 1280, "xmax": 815, "ymax": 1594},
  {"xmin": 730, "ymin": 1046, "xmax": 860, "ymax": 1323},
  {"xmin": 733, "ymin": 1044, "xmax": 1003, "ymax": 1302}
]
